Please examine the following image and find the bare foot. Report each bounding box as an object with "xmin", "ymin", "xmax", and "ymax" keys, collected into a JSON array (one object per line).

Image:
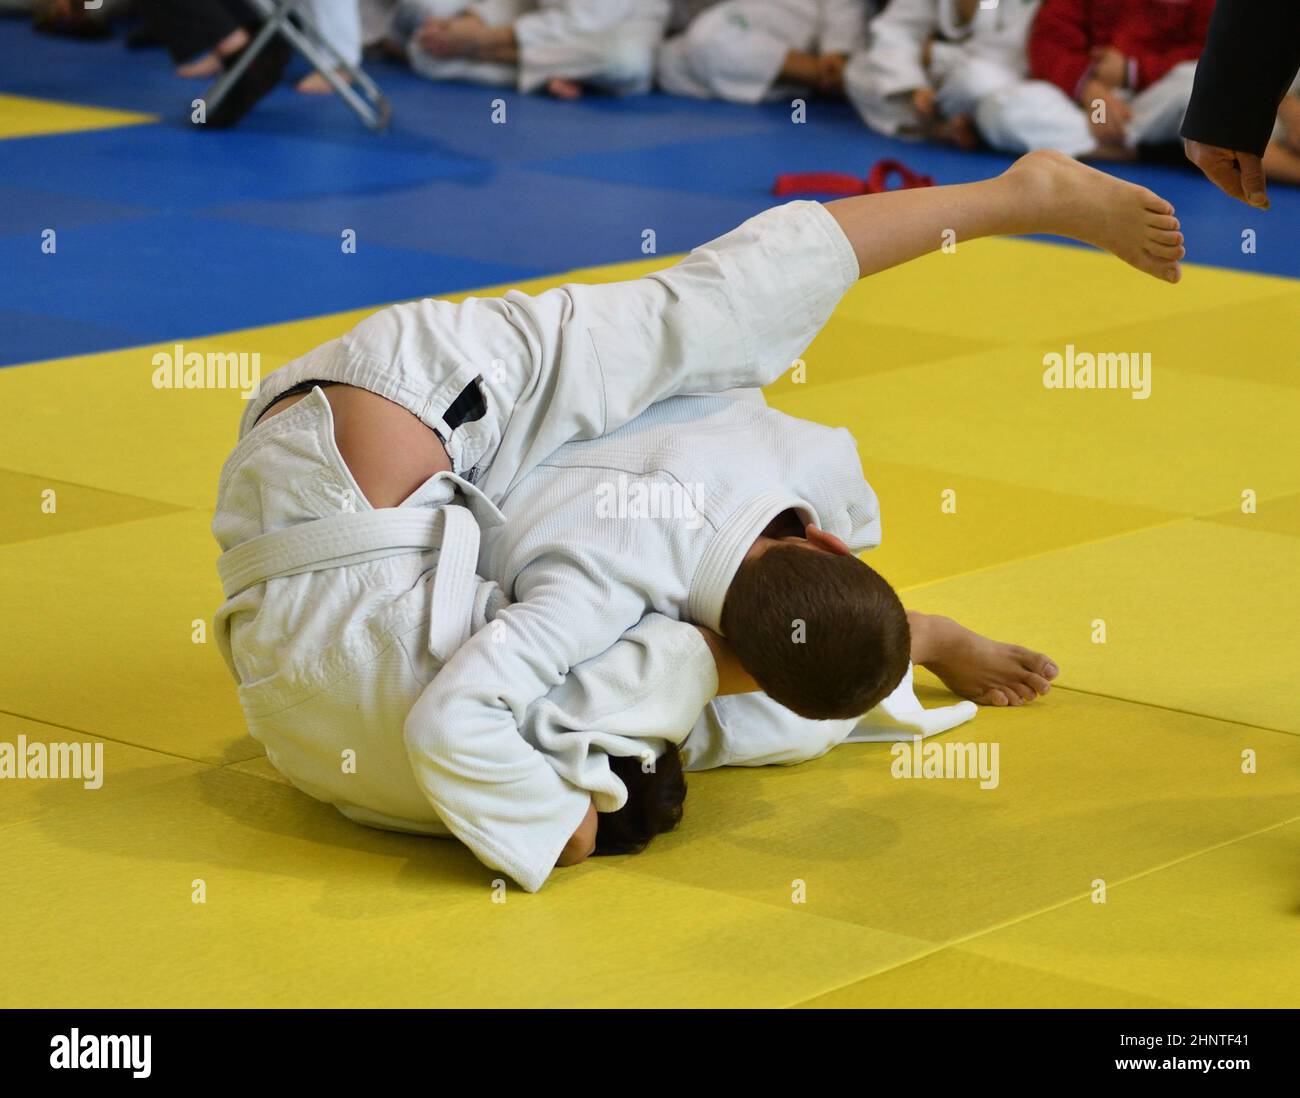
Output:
[
  {"xmin": 547, "ymin": 76, "xmax": 583, "ymax": 99},
  {"xmin": 911, "ymin": 613, "xmax": 1058, "ymax": 707},
  {"xmin": 177, "ymin": 53, "xmax": 221, "ymax": 79},
  {"xmin": 1006, "ymin": 148, "xmax": 1185, "ymax": 283},
  {"xmin": 297, "ymin": 69, "xmax": 349, "ymax": 95}
]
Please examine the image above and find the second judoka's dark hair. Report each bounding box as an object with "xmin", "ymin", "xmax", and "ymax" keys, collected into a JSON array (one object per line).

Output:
[
  {"xmin": 721, "ymin": 547, "xmax": 911, "ymax": 720},
  {"xmin": 594, "ymin": 747, "xmax": 687, "ymax": 857}
]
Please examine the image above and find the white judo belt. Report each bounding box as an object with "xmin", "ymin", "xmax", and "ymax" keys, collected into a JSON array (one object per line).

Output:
[{"xmin": 217, "ymin": 504, "xmax": 481, "ymax": 659}]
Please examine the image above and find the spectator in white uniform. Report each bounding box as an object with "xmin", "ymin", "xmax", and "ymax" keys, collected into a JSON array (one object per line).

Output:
[
  {"xmin": 974, "ymin": 0, "xmax": 1214, "ymax": 159},
  {"xmin": 393, "ymin": 0, "xmax": 671, "ymax": 97},
  {"xmin": 657, "ymin": 0, "xmax": 873, "ymax": 104},
  {"xmin": 213, "ymin": 152, "xmax": 1184, "ymax": 891},
  {"xmin": 843, "ymin": 0, "xmax": 1039, "ymax": 145}
]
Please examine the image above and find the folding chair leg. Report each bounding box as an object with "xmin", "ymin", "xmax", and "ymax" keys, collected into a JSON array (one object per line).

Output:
[
  {"xmin": 201, "ymin": 0, "xmax": 392, "ymax": 132},
  {"xmin": 200, "ymin": 10, "xmax": 289, "ymax": 124},
  {"xmin": 274, "ymin": 13, "xmax": 392, "ymax": 131}
]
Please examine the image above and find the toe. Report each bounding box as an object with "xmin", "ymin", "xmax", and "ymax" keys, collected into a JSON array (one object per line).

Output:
[
  {"xmin": 1011, "ymin": 681, "xmax": 1036, "ymax": 703},
  {"xmin": 1150, "ymin": 229, "xmax": 1184, "ymax": 247},
  {"xmin": 1139, "ymin": 189, "xmax": 1173, "ymax": 216},
  {"xmin": 1019, "ymin": 651, "xmax": 1059, "ymax": 680},
  {"xmin": 1025, "ymin": 673, "xmax": 1052, "ymax": 696},
  {"xmin": 984, "ymin": 688, "xmax": 1010, "ymax": 707},
  {"xmin": 1147, "ymin": 215, "xmax": 1180, "ymax": 232},
  {"xmin": 1144, "ymin": 242, "xmax": 1186, "ymax": 261}
]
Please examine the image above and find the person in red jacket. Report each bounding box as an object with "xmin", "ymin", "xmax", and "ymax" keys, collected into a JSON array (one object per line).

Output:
[{"xmin": 974, "ymin": 0, "xmax": 1214, "ymax": 159}]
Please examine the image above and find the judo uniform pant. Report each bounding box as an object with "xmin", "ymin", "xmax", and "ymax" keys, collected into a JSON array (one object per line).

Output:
[
  {"xmin": 658, "ymin": 0, "xmax": 827, "ymax": 105},
  {"xmin": 300, "ymin": 0, "xmax": 363, "ymax": 65},
  {"xmin": 401, "ymin": 0, "xmax": 668, "ymax": 95},
  {"xmin": 976, "ymin": 60, "xmax": 1200, "ymax": 157},
  {"xmin": 212, "ymin": 199, "xmax": 861, "ymax": 855}
]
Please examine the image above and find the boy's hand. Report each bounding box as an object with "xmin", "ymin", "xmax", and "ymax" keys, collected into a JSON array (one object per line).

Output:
[
  {"xmin": 1089, "ymin": 46, "xmax": 1128, "ymax": 89},
  {"xmin": 911, "ymin": 87, "xmax": 937, "ymax": 120},
  {"xmin": 817, "ymin": 52, "xmax": 847, "ymax": 96},
  {"xmin": 1080, "ymin": 79, "xmax": 1131, "ymax": 145},
  {"xmin": 419, "ymin": 12, "xmax": 488, "ymax": 58},
  {"xmin": 556, "ymin": 800, "xmax": 597, "ymax": 866}
]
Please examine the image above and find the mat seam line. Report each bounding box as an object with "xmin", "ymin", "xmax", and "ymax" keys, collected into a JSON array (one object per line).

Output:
[{"xmin": 782, "ymin": 812, "xmax": 1300, "ymax": 1008}]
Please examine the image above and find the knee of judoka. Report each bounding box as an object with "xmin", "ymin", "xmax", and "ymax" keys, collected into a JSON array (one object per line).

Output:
[
  {"xmin": 975, "ymin": 81, "xmax": 1073, "ymax": 150},
  {"xmin": 938, "ymin": 58, "xmax": 1014, "ymax": 116},
  {"xmin": 680, "ymin": 23, "xmax": 744, "ymax": 95},
  {"xmin": 720, "ymin": 546, "xmax": 911, "ymax": 722},
  {"xmin": 1160, "ymin": 59, "xmax": 1199, "ymax": 98}
]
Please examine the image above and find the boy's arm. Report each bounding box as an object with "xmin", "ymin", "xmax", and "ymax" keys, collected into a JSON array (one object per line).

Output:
[
  {"xmin": 403, "ymin": 560, "xmax": 649, "ymax": 892},
  {"xmin": 518, "ymin": 616, "xmax": 724, "ymax": 794},
  {"xmin": 682, "ymin": 693, "xmax": 859, "ymax": 771}
]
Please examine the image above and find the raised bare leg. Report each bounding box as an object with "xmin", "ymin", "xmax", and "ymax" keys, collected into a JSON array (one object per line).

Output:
[{"xmin": 825, "ymin": 148, "xmax": 1184, "ymax": 283}]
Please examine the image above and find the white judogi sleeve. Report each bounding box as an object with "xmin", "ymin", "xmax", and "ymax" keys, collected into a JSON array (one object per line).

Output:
[
  {"xmin": 404, "ymin": 501, "xmax": 694, "ymax": 891},
  {"xmin": 817, "ymin": 0, "xmax": 871, "ymax": 56},
  {"xmin": 682, "ymin": 667, "xmax": 977, "ymax": 770},
  {"xmin": 518, "ymin": 614, "xmax": 719, "ymax": 796}
]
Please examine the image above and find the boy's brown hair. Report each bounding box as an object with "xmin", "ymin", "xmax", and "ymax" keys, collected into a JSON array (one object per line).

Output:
[
  {"xmin": 720, "ymin": 545, "xmax": 910, "ymax": 720},
  {"xmin": 595, "ymin": 747, "xmax": 687, "ymax": 856}
]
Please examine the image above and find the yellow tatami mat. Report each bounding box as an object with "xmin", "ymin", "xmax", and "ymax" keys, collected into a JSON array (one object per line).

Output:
[
  {"xmin": 0, "ymin": 92, "xmax": 155, "ymax": 139},
  {"xmin": 2, "ymin": 236, "xmax": 1297, "ymax": 1007}
]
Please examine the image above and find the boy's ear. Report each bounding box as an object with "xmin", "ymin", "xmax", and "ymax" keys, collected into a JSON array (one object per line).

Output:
[{"xmin": 805, "ymin": 524, "xmax": 853, "ymax": 557}]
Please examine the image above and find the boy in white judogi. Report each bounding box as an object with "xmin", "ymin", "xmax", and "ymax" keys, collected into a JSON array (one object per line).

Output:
[
  {"xmin": 213, "ymin": 154, "xmax": 1181, "ymax": 892},
  {"xmin": 395, "ymin": 0, "xmax": 670, "ymax": 96},
  {"xmin": 214, "ymin": 198, "xmax": 860, "ymax": 891},
  {"xmin": 974, "ymin": 0, "xmax": 1214, "ymax": 158},
  {"xmin": 844, "ymin": 0, "xmax": 1039, "ymax": 144},
  {"xmin": 406, "ymin": 387, "xmax": 1002, "ymax": 879},
  {"xmin": 657, "ymin": 0, "xmax": 872, "ymax": 104}
]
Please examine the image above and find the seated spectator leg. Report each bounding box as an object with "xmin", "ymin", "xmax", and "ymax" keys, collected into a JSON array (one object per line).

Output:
[
  {"xmin": 975, "ymin": 79, "xmax": 1095, "ymax": 157},
  {"xmin": 1126, "ymin": 60, "xmax": 1199, "ymax": 148}
]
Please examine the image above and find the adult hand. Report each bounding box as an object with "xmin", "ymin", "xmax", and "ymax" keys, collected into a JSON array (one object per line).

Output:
[{"xmin": 1183, "ymin": 140, "xmax": 1270, "ymax": 208}]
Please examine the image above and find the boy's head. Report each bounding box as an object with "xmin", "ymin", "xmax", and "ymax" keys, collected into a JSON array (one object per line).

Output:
[
  {"xmin": 595, "ymin": 746, "xmax": 687, "ymax": 856},
  {"xmin": 720, "ymin": 520, "xmax": 910, "ymax": 720}
]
